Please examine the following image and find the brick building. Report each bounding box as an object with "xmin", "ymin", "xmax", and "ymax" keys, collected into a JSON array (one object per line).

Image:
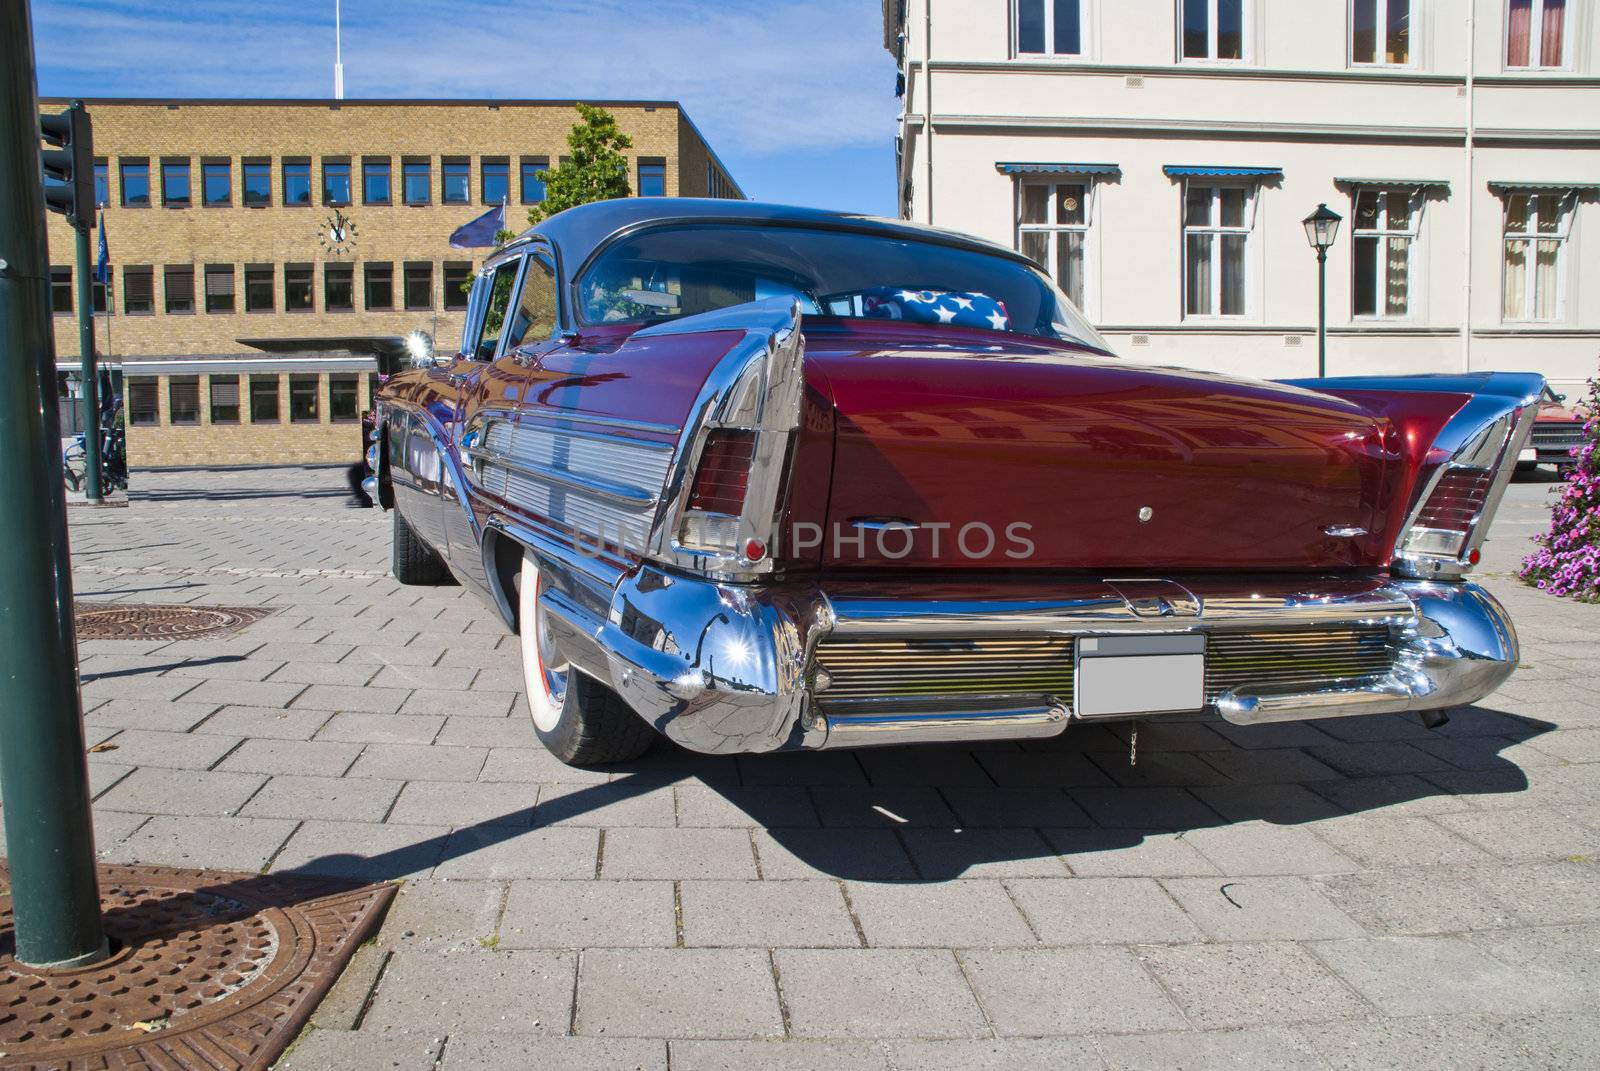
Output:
[{"xmin": 42, "ymin": 98, "xmax": 743, "ymax": 467}]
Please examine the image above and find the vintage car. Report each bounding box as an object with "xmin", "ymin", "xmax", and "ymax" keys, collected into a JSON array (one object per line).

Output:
[
  {"xmin": 369, "ymin": 199, "xmax": 1539, "ymax": 765},
  {"xmin": 1522, "ymin": 384, "xmax": 1587, "ymax": 472}
]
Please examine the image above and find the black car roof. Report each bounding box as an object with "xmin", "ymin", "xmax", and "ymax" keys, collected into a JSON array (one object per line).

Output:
[{"xmin": 507, "ymin": 198, "xmax": 1033, "ymax": 270}]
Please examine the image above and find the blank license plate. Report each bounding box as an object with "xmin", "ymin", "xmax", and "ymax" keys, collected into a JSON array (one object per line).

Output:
[{"xmin": 1077, "ymin": 635, "xmax": 1205, "ymax": 717}]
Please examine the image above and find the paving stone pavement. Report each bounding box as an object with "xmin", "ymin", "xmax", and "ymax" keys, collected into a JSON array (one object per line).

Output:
[{"xmin": 41, "ymin": 466, "xmax": 1600, "ymax": 1069}]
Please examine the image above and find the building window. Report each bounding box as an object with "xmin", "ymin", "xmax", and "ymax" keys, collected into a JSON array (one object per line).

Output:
[
  {"xmin": 51, "ymin": 267, "xmax": 73, "ymax": 314},
  {"xmin": 285, "ymin": 264, "xmax": 314, "ymax": 312},
  {"xmin": 242, "ymin": 158, "xmax": 271, "ymax": 207},
  {"xmin": 168, "ymin": 376, "xmax": 200, "ymax": 425},
  {"xmin": 1351, "ymin": 188, "xmax": 1420, "ymax": 318},
  {"xmin": 249, "ymin": 374, "xmax": 280, "ymax": 423},
  {"xmin": 1181, "ymin": 0, "xmax": 1245, "ymax": 60},
  {"xmin": 128, "ymin": 379, "xmax": 159, "ymax": 426},
  {"xmin": 403, "ymin": 158, "xmax": 431, "ymax": 205},
  {"xmin": 94, "ymin": 159, "xmax": 108, "ymax": 207},
  {"xmin": 365, "ymin": 263, "xmax": 394, "ymax": 309},
  {"xmin": 442, "ymin": 157, "xmax": 470, "ymax": 204},
  {"xmin": 202, "ymin": 158, "xmax": 231, "ymax": 206},
  {"xmin": 1502, "ymin": 191, "xmax": 1572, "ymax": 322},
  {"xmin": 160, "ymin": 158, "xmax": 190, "ymax": 207},
  {"xmin": 209, "ymin": 374, "xmax": 240, "ymax": 424},
  {"xmin": 1183, "ymin": 184, "xmax": 1253, "ymax": 317},
  {"xmin": 93, "ymin": 267, "xmax": 112, "ymax": 314},
  {"xmin": 120, "ymin": 159, "xmax": 150, "ymax": 207},
  {"xmin": 323, "ymin": 157, "xmax": 352, "ymax": 205},
  {"xmin": 204, "ymin": 264, "xmax": 235, "ymax": 313},
  {"xmin": 1018, "ymin": 182, "xmax": 1090, "ymax": 310},
  {"xmin": 444, "ymin": 262, "xmax": 473, "ymax": 310},
  {"xmin": 283, "ymin": 158, "xmax": 312, "ymax": 206},
  {"xmin": 521, "ymin": 156, "xmax": 548, "ymax": 203},
  {"xmin": 481, "ymin": 157, "xmax": 509, "ymax": 204},
  {"xmin": 363, "ymin": 156, "xmax": 391, "ymax": 204},
  {"xmin": 164, "ymin": 265, "xmax": 195, "ymax": 314},
  {"xmin": 245, "ymin": 264, "xmax": 274, "ymax": 313},
  {"xmin": 1017, "ymin": 0, "xmax": 1083, "ymax": 55},
  {"xmin": 123, "ymin": 266, "xmax": 154, "ymax": 315},
  {"xmin": 1507, "ymin": 0, "xmax": 1568, "ymax": 69},
  {"xmin": 289, "ymin": 374, "xmax": 320, "ymax": 422},
  {"xmin": 1351, "ymin": 0, "xmax": 1410, "ymax": 65},
  {"xmin": 637, "ymin": 157, "xmax": 667, "ymax": 197},
  {"xmin": 325, "ymin": 264, "xmax": 354, "ymax": 311},
  {"xmin": 404, "ymin": 262, "xmax": 433, "ymax": 310},
  {"xmin": 329, "ymin": 374, "xmax": 360, "ymax": 422}
]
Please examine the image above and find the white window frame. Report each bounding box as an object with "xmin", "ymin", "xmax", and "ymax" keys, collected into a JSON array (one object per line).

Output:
[
  {"xmin": 1501, "ymin": 190, "xmax": 1574, "ymax": 323},
  {"xmin": 1181, "ymin": 181, "xmax": 1258, "ymax": 320},
  {"xmin": 1350, "ymin": 187, "xmax": 1425, "ymax": 320},
  {"xmin": 1015, "ymin": 178, "xmax": 1099, "ymax": 318},
  {"xmin": 1504, "ymin": 0, "xmax": 1573, "ymax": 71},
  {"xmin": 1177, "ymin": 0, "xmax": 1250, "ymax": 63},
  {"xmin": 1348, "ymin": 0, "xmax": 1418, "ymax": 68},
  {"xmin": 1012, "ymin": 0, "xmax": 1088, "ymax": 58}
]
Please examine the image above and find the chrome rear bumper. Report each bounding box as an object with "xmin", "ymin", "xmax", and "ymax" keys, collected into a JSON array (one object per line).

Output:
[{"xmin": 518, "ymin": 532, "xmax": 1518, "ymax": 753}]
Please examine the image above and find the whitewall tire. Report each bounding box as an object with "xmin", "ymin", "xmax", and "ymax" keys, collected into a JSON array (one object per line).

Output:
[{"xmin": 515, "ymin": 550, "xmax": 655, "ymax": 765}]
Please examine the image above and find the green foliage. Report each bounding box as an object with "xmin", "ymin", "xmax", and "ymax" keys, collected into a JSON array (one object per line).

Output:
[{"xmin": 526, "ymin": 103, "xmax": 633, "ymax": 224}]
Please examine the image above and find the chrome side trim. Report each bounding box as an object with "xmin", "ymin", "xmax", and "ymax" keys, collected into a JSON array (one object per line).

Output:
[
  {"xmin": 470, "ymin": 416, "xmax": 673, "ymax": 554},
  {"xmin": 468, "ymin": 447, "xmax": 659, "ymax": 508},
  {"xmin": 818, "ymin": 705, "xmax": 1068, "ymax": 748}
]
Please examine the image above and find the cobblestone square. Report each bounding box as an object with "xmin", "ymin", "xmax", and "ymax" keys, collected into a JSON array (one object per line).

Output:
[{"xmin": 57, "ymin": 466, "xmax": 1600, "ymax": 1068}]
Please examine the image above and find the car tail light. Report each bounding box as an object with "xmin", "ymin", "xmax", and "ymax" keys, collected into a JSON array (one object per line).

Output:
[
  {"xmin": 687, "ymin": 430, "xmax": 757, "ymax": 516},
  {"xmin": 1394, "ymin": 400, "xmax": 1537, "ymax": 578},
  {"xmin": 1400, "ymin": 466, "xmax": 1495, "ymax": 560},
  {"xmin": 679, "ymin": 430, "xmax": 760, "ymax": 556}
]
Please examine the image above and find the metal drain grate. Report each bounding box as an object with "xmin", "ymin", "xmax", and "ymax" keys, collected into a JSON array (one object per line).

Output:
[
  {"xmin": 73, "ymin": 604, "xmax": 276, "ymax": 641},
  {"xmin": 0, "ymin": 863, "xmax": 395, "ymax": 1070}
]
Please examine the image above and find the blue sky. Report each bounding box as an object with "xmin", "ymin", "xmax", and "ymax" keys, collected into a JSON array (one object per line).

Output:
[{"xmin": 31, "ymin": 0, "xmax": 900, "ymax": 216}]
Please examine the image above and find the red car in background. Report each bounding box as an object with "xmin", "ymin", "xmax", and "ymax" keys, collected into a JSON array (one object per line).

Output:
[
  {"xmin": 369, "ymin": 199, "xmax": 1541, "ymax": 766},
  {"xmin": 1523, "ymin": 385, "xmax": 1588, "ymax": 473}
]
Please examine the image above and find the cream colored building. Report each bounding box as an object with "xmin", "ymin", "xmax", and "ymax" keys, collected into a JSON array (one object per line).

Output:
[{"xmin": 884, "ymin": 0, "xmax": 1600, "ymax": 395}]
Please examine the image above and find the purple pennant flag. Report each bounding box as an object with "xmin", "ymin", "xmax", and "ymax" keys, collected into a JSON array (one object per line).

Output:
[{"xmin": 449, "ymin": 201, "xmax": 506, "ymax": 249}]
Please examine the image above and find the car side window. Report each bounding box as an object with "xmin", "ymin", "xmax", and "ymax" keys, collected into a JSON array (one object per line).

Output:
[
  {"xmin": 504, "ymin": 253, "xmax": 559, "ymax": 351},
  {"xmin": 474, "ymin": 260, "xmax": 522, "ymax": 360}
]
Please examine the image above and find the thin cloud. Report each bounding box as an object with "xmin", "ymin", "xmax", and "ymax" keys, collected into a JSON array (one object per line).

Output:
[{"xmin": 31, "ymin": 0, "xmax": 898, "ymax": 157}]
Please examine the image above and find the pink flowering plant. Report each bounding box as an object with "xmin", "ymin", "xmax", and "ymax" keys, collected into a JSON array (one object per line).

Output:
[{"xmin": 1520, "ymin": 370, "xmax": 1600, "ymax": 601}]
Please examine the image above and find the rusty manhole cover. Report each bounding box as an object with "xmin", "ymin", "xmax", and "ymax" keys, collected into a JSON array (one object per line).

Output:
[
  {"xmin": 0, "ymin": 864, "xmax": 394, "ymax": 1070},
  {"xmin": 73, "ymin": 604, "xmax": 276, "ymax": 642}
]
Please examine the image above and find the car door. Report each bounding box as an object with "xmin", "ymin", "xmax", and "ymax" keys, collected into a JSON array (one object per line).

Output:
[{"xmin": 435, "ymin": 254, "xmax": 526, "ymax": 573}]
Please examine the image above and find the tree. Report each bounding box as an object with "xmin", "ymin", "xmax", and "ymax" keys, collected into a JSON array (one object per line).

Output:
[
  {"xmin": 1520, "ymin": 365, "xmax": 1600, "ymax": 601},
  {"xmin": 526, "ymin": 103, "xmax": 633, "ymax": 224}
]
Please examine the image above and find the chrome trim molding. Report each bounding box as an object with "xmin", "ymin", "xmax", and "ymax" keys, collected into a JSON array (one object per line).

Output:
[
  {"xmin": 500, "ymin": 548, "xmax": 1519, "ymax": 753},
  {"xmin": 640, "ymin": 296, "xmax": 807, "ymax": 581}
]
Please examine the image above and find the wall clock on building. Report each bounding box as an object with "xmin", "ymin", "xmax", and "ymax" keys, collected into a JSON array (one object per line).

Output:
[{"xmin": 319, "ymin": 208, "xmax": 358, "ymax": 256}]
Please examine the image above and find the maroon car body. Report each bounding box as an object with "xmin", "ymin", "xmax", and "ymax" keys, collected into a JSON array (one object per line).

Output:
[{"xmin": 372, "ymin": 199, "xmax": 1538, "ymax": 763}]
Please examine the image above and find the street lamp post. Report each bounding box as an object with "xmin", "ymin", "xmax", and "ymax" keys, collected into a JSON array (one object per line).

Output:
[{"xmin": 1302, "ymin": 203, "xmax": 1342, "ymax": 378}]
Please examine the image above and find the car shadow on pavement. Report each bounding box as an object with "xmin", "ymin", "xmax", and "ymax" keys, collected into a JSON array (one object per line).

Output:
[{"xmin": 285, "ymin": 706, "xmax": 1555, "ymax": 885}]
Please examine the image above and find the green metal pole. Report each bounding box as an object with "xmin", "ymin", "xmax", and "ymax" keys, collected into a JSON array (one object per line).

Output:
[
  {"xmin": 0, "ymin": 0, "xmax": 109, "ymax": 969},
  {"xmin": 74, "ymin": 206, "xmax": 102, "ymax": 501},
  {"xmin": 1316, "ymin": 247, "xmax": 1328, "ymax": 378}
]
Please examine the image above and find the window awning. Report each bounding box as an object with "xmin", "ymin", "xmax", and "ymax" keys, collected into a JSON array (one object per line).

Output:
[
  {"xmin": 1334, "ymin": 177, "xmax": 1451, "ymax": 191},
  {"xmin": 996, "ymin": 162, "xmax": 1121, "ymax": 177},
  {"xmin": 1163, "ymin": 165, "xmax": 1282, "ymax": 179},
  {"xmin": 1487, "ymin": 180, "xmax": 1600, "ymax": 194}
]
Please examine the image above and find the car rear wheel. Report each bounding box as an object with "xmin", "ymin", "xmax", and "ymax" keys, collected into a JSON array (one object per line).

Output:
[
  {"xmin": 518, "ymin": 551, "xmax": 654, "ymax": 765},
  {"xmin": 392, "ymin": 507, "xmax": 449, "ymax": 585}
]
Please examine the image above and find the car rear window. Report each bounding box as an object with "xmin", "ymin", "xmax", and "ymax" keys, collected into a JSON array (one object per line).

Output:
[{"xmin": 577, "ymin": 223, "xmax": 1109, "ymax": 351}]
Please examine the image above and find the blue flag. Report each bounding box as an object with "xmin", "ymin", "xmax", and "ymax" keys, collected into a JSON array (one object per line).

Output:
[
  {"xmin": 449, "ymin": 201, "xmax": 505, "ymax": 249},
  {"xmin": 95, "ymin": 211, "xmax": 109, "ymax": 284}
]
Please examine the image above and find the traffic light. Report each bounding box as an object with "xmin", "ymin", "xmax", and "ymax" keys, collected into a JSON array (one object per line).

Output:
[{"xmin": 40, "ymin": 100, "xmax": 93, "ymax": 229}]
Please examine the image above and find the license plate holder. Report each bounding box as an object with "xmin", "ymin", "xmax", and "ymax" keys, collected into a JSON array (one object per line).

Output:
[{"xmin": 1076, "ymin": 635, "xmax": 1205, "ymax": 717}]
